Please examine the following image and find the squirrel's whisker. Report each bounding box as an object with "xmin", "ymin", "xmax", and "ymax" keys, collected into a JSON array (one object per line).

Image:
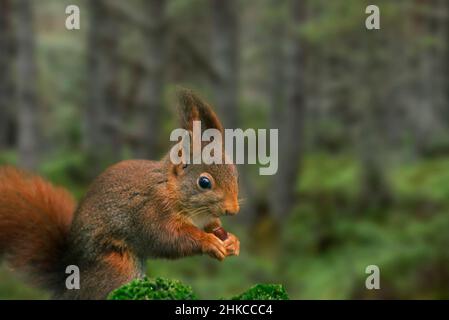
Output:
[{"xmin": 187, "ymin": 207, "xmax": 209, "ymax": 219}]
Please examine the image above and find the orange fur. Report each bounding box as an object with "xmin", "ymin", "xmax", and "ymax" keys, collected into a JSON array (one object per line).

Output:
[
  {"xmin": 103, "ymin": 251, "xmax": 135, "ymax": 276},
  {"xmin": 0, "ymin": 166, "xmax": 75, "ymax": 288}
]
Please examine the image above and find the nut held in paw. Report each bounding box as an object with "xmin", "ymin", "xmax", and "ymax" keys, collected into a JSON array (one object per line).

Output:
[{"xmin": 213, "ymin": 227, "xmax": 228, "ymax": 241}]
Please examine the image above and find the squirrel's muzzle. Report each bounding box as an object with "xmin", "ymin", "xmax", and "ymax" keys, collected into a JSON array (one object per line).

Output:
[{"xmin": 224, "ymin": 203, "xmax": 240, "ymax": 216}]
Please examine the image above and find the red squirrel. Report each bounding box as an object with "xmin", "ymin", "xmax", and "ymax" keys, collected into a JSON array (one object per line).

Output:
[{"xmin": 0, "ymin": 90, "xmax": 240, "ymax": 299}]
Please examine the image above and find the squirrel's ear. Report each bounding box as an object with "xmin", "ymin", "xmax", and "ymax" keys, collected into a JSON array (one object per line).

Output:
[{"xmin": 177, "ymin": 89, "xmax": 224, "ymax": 134}]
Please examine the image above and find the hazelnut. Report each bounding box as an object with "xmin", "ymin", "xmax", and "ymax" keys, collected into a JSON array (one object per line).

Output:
[{"xmin": 213, "ymin": 227, "xmax": 228, "ymax": 241}]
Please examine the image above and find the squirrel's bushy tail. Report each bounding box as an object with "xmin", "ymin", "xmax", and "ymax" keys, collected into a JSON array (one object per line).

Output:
[{"xmin": 0, "ymin": 166, "xmax": 75, "ymax": 291}]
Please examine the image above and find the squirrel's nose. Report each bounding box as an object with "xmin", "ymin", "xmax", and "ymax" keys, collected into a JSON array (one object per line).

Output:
[
  {"xmin": 225, "ymin": 203, "xmax": 240, "ymax": 216},
  {"xmin": 225, "ymin": 209, "xmax": 238, "ymax": 216}
]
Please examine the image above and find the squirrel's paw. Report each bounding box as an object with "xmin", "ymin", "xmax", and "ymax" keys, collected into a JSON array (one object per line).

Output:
[
  {"xmin": 224, "ymin": 233, "xmax": 240, "ymax": 256},
  {"xmin": 201, "ymin": 233, "xmax": 227, "ymax": 261}
]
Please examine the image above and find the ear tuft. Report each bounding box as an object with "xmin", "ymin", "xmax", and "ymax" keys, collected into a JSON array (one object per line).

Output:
[{"xmin": 177, "ymin": 88, "xmax": 224, "ymax": 133}]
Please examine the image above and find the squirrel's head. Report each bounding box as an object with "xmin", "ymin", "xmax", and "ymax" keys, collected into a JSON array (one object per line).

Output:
[{"xmin": 166, "ymin": 89, "xmax": 240, "ymax": 225}]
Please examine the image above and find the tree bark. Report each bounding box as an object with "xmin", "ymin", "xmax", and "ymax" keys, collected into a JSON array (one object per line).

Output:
[
  {"xmin": 0, "ymin": 0, "xmax": 14, "ymax": 150},
  {"xmin": 210, "ymin": 0, "xmax": 239, "ymax": 129},
  {"xmin": 16, "ymin": 0, "xmax": 39, "ymax": 170},
  {"xmin": 355, "ymin": 17, "xmax": 392, "ymax": 208},
  {"xmin": 246, "ymin": 0, "xmax": 287, "ymax": 232},
  {"xmin": 134, "ymin": 0, "xmax": 167, "ymax": 159},
  {"xmin": 271, "ymin": 0, "xmax": 307, "ymax": 221},
  {"xmin": 268, "ymin": 0, "xmax": 286, "ymax": 129},
  {"xmin": 86, "ymin": 0, "xmax": 121, "ymax": 175}
]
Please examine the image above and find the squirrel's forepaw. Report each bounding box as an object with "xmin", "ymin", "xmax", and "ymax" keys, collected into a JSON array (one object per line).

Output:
[
  {"xmin": 201, "ymin": 233, "xmax": 227, "ymax": 261},
  {"xmin": 224, "ymin": 233, "xmax": 240, "ymax": 256}
]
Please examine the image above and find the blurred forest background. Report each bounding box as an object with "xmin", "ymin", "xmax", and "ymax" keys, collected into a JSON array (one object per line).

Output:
[{"xmin": 1, "ymin": 0, "xmax": 449, "ymax": 299}]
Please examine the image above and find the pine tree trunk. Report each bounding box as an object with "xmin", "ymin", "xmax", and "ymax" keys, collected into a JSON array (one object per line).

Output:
[
  {"xmin": 271, "ymin": 0, "xmax": 307, "ymax": 221},
  {"xmin": 211, "ymin": 0, "xmax": 239, "ymax": 129},
  {"xmin": 86, "ymin": 0, "xmax": 121, "ymax": 175},
  {"xmin": 16, "ymin": 0, "xmax": 39, "ymax": 170},
  {"xmin": 268, "ymin": 0, "xmax": 286, "ymax": 129},
  {"xmin": 134, "ymin": 0, "xmax": 167, "ymax": 159},
  {"xmin": 356, "ymin": 18, "xmax": 392, "ymax": 209},
  {"xmin": 0, "ymin": 0, "xmax": 14, "ymax": 150}
]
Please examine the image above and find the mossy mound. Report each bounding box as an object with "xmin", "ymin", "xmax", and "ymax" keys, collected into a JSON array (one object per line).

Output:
[
  {"xmin": 108, "ymin": 277, "xmax": 288, "ymax": 300},
  {"xmin": 108, "ymin": 277, "xmax": 197, "ymax": 300},
  {"xmin": 231, "ymin": 284, "xmax": 289, "ymax": 300}
]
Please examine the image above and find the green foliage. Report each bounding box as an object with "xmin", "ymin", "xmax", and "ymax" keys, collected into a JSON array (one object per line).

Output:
[
  {"xmin": 39, "ymin": 152, "xmax": 91, "ymax": 200},
  {"xmin": 281, "ymin": 204, "xmax": 449, "ymax": 299},
  {"xmin": 392, "ymin": 157, "xmax": 449, "ymax": 203},
  {"xmin": 0, "ymin": 266, "xmax": 48, "ymax": 300},
  {"xmin": 108, "ymin": 277, "xmax": 288, "ymax": 300},
  {"xmin": 299, "ymin": 153, "xmax": 360, "ymax": 198},
  {"xmin": 231, "ymin": 284, "xmax": 289, "ymax": 300},
  {"xmin": 108, "ymin": 277, "xmax": 197, "ymax": 300},
  {"xmin": 0, "ymin": 151, "xmax": 17, "ymax": 166}
]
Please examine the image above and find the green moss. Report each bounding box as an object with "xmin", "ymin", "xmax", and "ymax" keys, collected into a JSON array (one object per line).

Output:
[
  {"xmin": 108, "ymin": 277, "xmax": 197, "ymax": 300},
  {"xmin": 231, "ymin": 284, "xmax": 289, "ymax": 300},
  {"xmin": 108, "ymin": 277, "xmax": 288, "ymax": 300}
]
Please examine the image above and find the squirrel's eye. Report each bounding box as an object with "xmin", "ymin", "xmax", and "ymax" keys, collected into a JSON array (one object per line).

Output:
[{"xmin": 198, "ymin": 176, "xmax": 212, "ymax": 189}]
